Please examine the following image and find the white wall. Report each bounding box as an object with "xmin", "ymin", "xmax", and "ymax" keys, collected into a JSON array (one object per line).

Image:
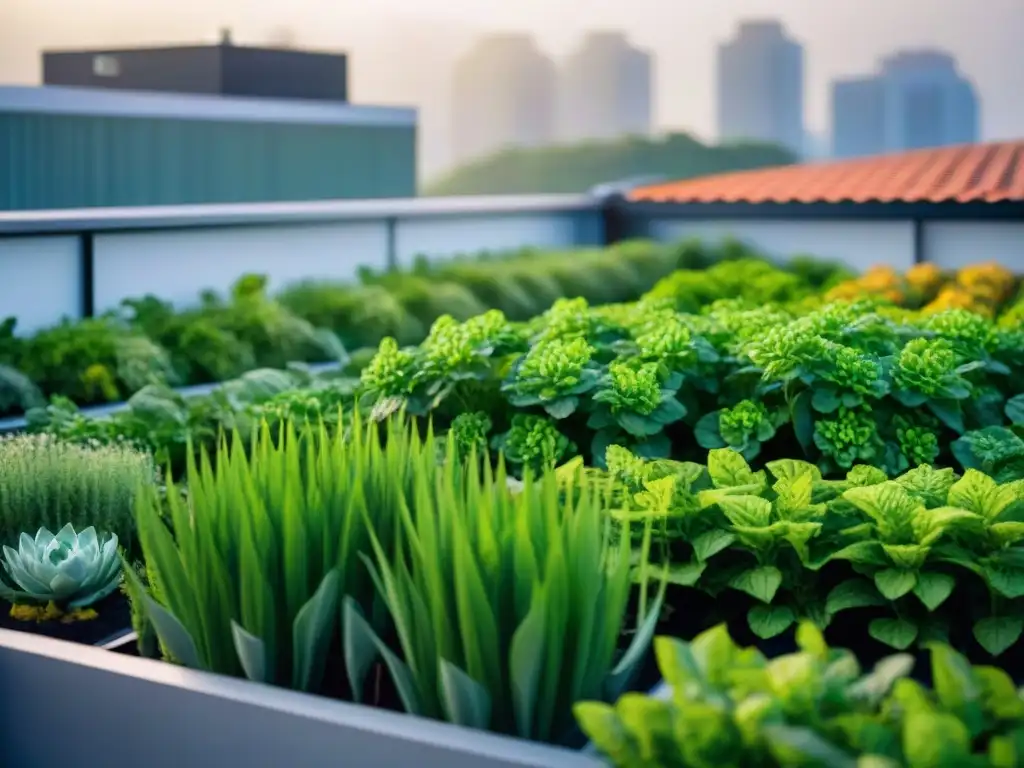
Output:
[
  {"xmin": 93, "ymin": 222, "xmax": 388, "ymax": 313},
  {"xmin": 922, "ymin": 221, "xmax": 1024, "ymax": 271},
  {"xmin": 649, "ymin": 218, "xmax": 917, "ymax": 272},
  {"xmin": 0, "ymin": 236, "xmax": 81, "ymax": 334},
  {"xmin": 0, "ymin": 204, "xmax": 599, "ymax": 331}
]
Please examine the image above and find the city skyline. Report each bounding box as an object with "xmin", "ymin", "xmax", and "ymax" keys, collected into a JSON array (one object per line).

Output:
[{"xmin": 2, "ymin": 0, "xmax": 1022, "ymax": 177}]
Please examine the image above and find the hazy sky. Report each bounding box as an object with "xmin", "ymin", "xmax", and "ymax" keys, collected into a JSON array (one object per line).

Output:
[{"xmin": 3, "ymin": 0, "xmax": 1022, "ymax": 178}]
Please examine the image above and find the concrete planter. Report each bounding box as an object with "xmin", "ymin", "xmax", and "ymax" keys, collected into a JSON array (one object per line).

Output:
[{"xmin": 0, "ymin": 629, "xmax": 603, "ymax": 768}]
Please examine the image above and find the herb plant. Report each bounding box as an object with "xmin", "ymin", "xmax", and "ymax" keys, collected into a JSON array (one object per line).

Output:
[
  {"xmin": 346, "ymin": 443, "xmax": 664, "ymax": 742},
  {"xmin": 577, "ymin": 621, "xmax": 1024, "ymax": 767}
]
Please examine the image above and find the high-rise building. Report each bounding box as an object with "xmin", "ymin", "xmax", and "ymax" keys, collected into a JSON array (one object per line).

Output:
[
  {"xmin": 716, "ymin": 20, "xmax": 804, "ymax": 156},
  {"xmin": 450, "ymin": 34, "xmax": 556, "ymax": 166},
  {"xmin": 831, "ymin": 50, "xmax": 979, "ymax": 159},
  {"xmin": 557, "ymin": 31, "xmax": 652, "ymax": 143}
]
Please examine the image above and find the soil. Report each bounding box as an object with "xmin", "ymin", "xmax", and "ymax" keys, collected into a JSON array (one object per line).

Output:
[{"xmin": 0, "ymin": 591, "xmax": 134, "ymax": 647}]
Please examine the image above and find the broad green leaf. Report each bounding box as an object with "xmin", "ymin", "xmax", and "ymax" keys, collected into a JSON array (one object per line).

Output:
[
  {"xmin": 291, "ymin": 570, "xmax": 340, "ymax": 692},
  {"xmin": 896, "ymin": 465, "xmax": 957, "ymax": 508},
  {"xmin": 973, "ymin": 616, "xmax": 1024, "ymax": 657},
  {"xmin": 230, "ymin": 620, "xmax": 270, "ymax": 683},
  {"xmin": 902, "ymin": 712, "xmax": 972, "ymax": 768},
  {"xmin": 1006, "ymin": 394, "xmax": 1024, "ymax": 425},
  {"xmin": 830, "ymin": 540, "xmax": 888, "ymax": 567},
  {"xmin": 691, "ymin": 529, "xmax": 737, "ymax": 562},
  {"xmin": 763, "ymin": 724, "xmax": 857, "ymax": 768},
  {"xmin": 881, "ymin": 543, "xmax": 931, "ymax": 571},
  {"xmin": 718, "ymin": 495, "xmax": 773, "ymax": 528},
  {"xmin": 618, "ymin": 411, "xmax": 663, "ymax": 437},
  {"xmin": 695, "ymin": 411, "xmax": 727, "ymax": 449},
  {"xmin": 663, "ymin": 560, "xmax": 707, "ymax": 587},
  {"xmin": 912, "ymin": 507, "xmax": 983, "ymax": 546},
  {"xmin": 913, "ymin": 572, "xmax": 956, "ymax": 612},
  {"xmin": 574, "ymin": 702, "xmax": 636, "ymax": 763},
  {"xmin": 826, "ymin": 578, "xmax": 887, "ymax": 616},
  {"xmin": 811, "ymin": 387, "xmax": 843, "ymax": 414},
  {"xmin": 706, "ymin": 448, "xmax": 767, "ymax": 490},
  {"xmin": 928, "ymin": 398, "xmax": 965, "ymax": 434},
  {"xmin": 748, "ymin": 603, "xmax": 795, "ymax": 639},
  {"xmin": 875, "ymin": 569, "xmax": 918, "ymax": 601},
  {"xmin": 948, "ymin": 469, "xmax": 1002, "ymax": 518},
  {"xmin": 795, "ymin": 621, "xmax": 828, "ymax": 657},
  {"xmin": 653, "ymin": 635, "xmax": 703, "ymax": 690},
  {"xmin": 543, "ymin": 397, "xmax": 578, "ymax": 420},
  {"xmin": 508, "ymin": 590, "xmax": 547, "ymax": 740},
  {"xmin": 142, "ymin": 593, "xmax": 203, "ymax": 670},
  {"xmin": 439, "ymin": 660, "xmax": 492, "ymax": 731},
  {"xmin": 928, "ymin": 644, "xmax": 983, "ymax": 736},
  {"xmin": 766, "ymin": 459, "xmax": 822, "ymax": 484},
  {"xmin": 730, "ymin": 565, "xmax": 783, "ymax": 604},
  {"xmin": 869, "ymin": 618, "xmax": 918, "ymax": 650},
  {"xmin": 341, "ymin": 597, "xmax": 379, "ymax": 704},
  {"xmin": 843, "ymin": 483, "xmax": 921, "ymax": 529},
  {"xmin": 990, "ymin": 522, "xmax": 1024, "ymax": 547},
  {"xmin": 984, "ymin": 563, "xmax": 1024, "ymax": 599}
]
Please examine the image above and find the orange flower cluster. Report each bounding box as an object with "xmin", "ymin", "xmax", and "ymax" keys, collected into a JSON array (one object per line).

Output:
[
  {"xmin": 824, "ymin": 265, "xmax": 905, "ymax": 305},
  {"xmin": 921, "ymin": 262, "xmax": 1015, "ymax": 317},
  {"xmin": 824, "ymin": 261, "xmax": 1017, "ymax": 317}
]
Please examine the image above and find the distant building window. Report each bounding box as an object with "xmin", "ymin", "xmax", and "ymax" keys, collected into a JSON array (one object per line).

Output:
[{"xmin": 92, "ymin": 55, "xmax": 120, "ymax": 77}]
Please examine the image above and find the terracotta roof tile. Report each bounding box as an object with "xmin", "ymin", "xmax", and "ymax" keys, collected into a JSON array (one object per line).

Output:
[{"xmin": 629, "ymin": 141, "xmax": 1024, "ymax": 205}]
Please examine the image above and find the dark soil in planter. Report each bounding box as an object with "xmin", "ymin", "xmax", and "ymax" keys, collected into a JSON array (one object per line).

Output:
[{"xmin": 0, "ymin": 591, "xmax": 133, "ymax": 647}]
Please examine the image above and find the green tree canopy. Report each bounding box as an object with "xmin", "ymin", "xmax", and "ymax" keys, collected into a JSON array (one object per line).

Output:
[{"xmin": 423, "ymin": 133, "xmax": 797, "ymax": 196}]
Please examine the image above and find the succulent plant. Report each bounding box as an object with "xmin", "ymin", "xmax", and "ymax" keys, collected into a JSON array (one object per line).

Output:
[{"xmin": 0, "ymin": 524, "xmax": 122, "ymax": 609}]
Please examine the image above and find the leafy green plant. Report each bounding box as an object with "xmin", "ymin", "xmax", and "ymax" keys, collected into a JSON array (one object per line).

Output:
[
  {"xmin": 0, "ymin": 524, "xmax": 122, "ymax": 610},
  {"xmin": 125, "ymin": 413, "xmax": 409, "ymax": 693},
  {"xmin": 345, "ymin": 442, "xmax": 664, "ymax": 742},
  {"xmin": 576, "ymin": 621, "xmax": 1024, "ymax": 768},
  {"xmin": 0, "ymin": 433, "xmax": 154, "ymax": 548}
]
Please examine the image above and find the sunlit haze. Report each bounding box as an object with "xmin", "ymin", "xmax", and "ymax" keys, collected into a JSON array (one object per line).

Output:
[{"xmin": 3, "ymin": 0, "xmax": 1021, "ymax": 179}]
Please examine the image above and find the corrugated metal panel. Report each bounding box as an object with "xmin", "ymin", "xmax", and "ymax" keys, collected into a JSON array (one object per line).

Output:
[{"xmin": 0, "ymin": 112, "xmax": 416, "ymax": 209}]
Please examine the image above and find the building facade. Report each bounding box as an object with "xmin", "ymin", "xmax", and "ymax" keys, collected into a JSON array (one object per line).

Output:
[
  {"xmin": 450, "ymin": 34, "xmax": 556, "ymax": 166},
  {"xmin": 0, "ymin": 85, "xmax": 416, "ymax": 210},
  {"xmin": 716, "ymin": 20, "xmax": 804, "ymax": 156},
  {"xmin": 831, "ymin": 50, "xmax": 979, "ymax": 159},
  {"xmin": 557, "ymin": 32, "xmax": 652, "ymax": 143},
  {"xmin": 43, "ymin": 32, "xmax": 350, "ymax": 104}
]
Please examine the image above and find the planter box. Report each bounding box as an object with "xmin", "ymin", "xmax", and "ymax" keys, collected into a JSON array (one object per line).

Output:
[{"xmin": 0, "ymin": 629, "xmax": 604, "ymax": 768}]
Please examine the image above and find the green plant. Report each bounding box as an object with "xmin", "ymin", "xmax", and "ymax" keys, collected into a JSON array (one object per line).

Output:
[
  {"xmin": 0, "ymin": 433, "xmax": 154, "ymax": 548},
  {"xmin": 346, "ymin": 443, "xmax": 664, "ymax": 742},
  {"xmin": 0, "ymin": 524, "xmax": 122, "ymax": 610},
  {"xmin": 576, "ymin": 621, "xmax": 1024, "ymax": 768},
  {"xmin": 125, "ymin": 413, "xmax": 409, "ymax": 692}
]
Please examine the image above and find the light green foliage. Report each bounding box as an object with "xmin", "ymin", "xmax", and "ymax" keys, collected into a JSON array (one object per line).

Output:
[
  {"xmin": 0, "ymin": 433, "xmax": 154, "ymax": 547},
  {"xmin": 577, "ymin": 621, "xmax": 1024, "ymax": 768},
  {"xmin": 492, "ymin": 414, "xmax": 574, "ymax": 474},
  {"xmin": 348, "ymin": 439, "xmax": 663, "ymax": 742},
  {"xmin": 0, "ymin": 523, "xmax": 122, "ymax": 608},
  {"xmin": 128, "ymin": 412, "xmax": 412, "ymax": 689},
  {"xmin": 447, "ymin": 411, "xmax": 493, "ymax": 460}
]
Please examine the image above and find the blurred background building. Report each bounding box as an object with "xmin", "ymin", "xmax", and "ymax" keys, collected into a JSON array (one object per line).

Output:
[
  {"xmin": 0, "ymin": 33, "xmax": 417, "ymax": 210},
  {"xmin": 716, "ymin": 20, "xmax": 805, "ymax": 156},
  {"xmin": 450, "ymin": 33, "xmax": 556, "ymax": 166},
  {"xmin": 831, "ymin": 49, "xmax": 979, "ymax": 158},
  {"xmin": 556, "ymin": 31, "xmax": 652, "ymax": 143}
]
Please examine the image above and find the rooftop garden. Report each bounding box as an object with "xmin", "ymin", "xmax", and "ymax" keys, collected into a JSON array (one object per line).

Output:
[{"xmin": 2, "ymin": 241, "xmax": 1023, "ymax": 766}]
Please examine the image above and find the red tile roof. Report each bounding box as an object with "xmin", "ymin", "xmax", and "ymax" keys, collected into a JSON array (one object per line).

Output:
[{"xmin": 629, "ymin": 141, "xmax": 1024, "ymax": 205}]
